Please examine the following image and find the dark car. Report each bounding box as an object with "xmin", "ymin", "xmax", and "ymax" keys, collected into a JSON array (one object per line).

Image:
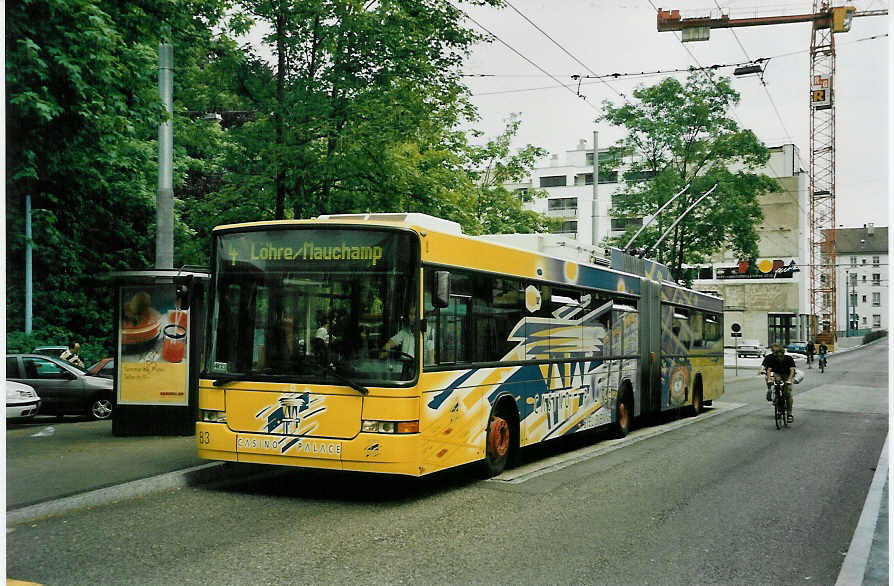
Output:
[
  {"xmin": 86, "ymin": 357, "xmax": 115, "ymax": 379},
  {"xmin": 6, "ymin": 354, "xmax": 114, "ymax": 420},
  {"xmin": 32, "ymin": 345, "xmax": 68, "ymax": 359}
]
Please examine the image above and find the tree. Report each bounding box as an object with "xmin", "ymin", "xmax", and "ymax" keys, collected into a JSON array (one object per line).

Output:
[
  {"xmin": 461, "ymin": 113, "xmax": 557, "ymax": 235},
  {"xmin": 599, "ymin": 72, "xmax": 779, "ymax": 282},
  {"xmin": 220, "ymin": 0, "xmax": 507, "ymax": 221}
]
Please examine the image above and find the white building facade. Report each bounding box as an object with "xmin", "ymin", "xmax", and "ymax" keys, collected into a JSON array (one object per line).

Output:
[{"xmin": 835, "ymin": 225, "xmax": 889, "ymax": 339}]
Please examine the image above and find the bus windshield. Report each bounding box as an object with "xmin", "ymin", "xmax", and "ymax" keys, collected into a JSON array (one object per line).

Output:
[{"xmin": 206, "ymin": 227, "xmax": 419, "ymax": 385}]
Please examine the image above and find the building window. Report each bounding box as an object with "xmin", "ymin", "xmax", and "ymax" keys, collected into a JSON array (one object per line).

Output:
[
  {"xmin": 850, "ymin": 273, "xmax": 858, "ymax": 287},
  {"xmin": 872, "ymin": 273, "xmax": 880, "ymax": 286},
  {"xmin": 863, "ymin": 275, "xmax": 867, "ymax": 283},
  {"xmin": 699, "ymin": 266, "xmax": 713, "ymax": 280},
  {"xmin": 551, "ymin": 221, "xmax": 577, "ymax": 235},
  {"xmin": 598, "ymin": 170, "xmax": 619, "ymax": 184},
  {"xmin": 768, "ymin": 314, "xmax": 797, "ymax": 347},
  {"xmin": 611, "ymin": 217, "xmax": 643, "ymax": 231},
  {"xmin": 586, "ymin": 152, "xmax": 594, "ymax": 165},
  {"xmin": 623, "ymin": 169, "xmax": 657, "ymax": 183},
  {"xmin": 850, "ymin": 256, "xmax": 858, "ymax": 267},
  {"xmin": 540, "ymin": 175, "xmax": 567, "ymax": 188},
  {"xmin": 862, "ymin": 295, "xmax": 867, "ymax": 303},
  {"xmin": 574, "ymin": 173, "xmax": 593, "ymax": 186},
  {"xmin": 873, "ymin": 314, "xmax": 881, "ymax": 327},
  {"xmin": 548, "ymin": 197, "xmax": 577, "ymax": 211},
  {"xmin": 873, "ymin": 292, "xmax": 881, "ymax": 306},
  {"xmin": 873, "ymin": 256, "xmax": 880, "ymax": 267},
  {"xmin": 862, "ymin": 258, "xmax": 867, "ymax": 265}
]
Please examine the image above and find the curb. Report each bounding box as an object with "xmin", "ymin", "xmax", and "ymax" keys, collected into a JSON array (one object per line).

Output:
[
  {"xmin": 836, "ymin": 434, "xmax": 889, "ymax": 586},
  {"xmin": 6, "ymin": 461, "xmax": 280, "ymax": 526}
]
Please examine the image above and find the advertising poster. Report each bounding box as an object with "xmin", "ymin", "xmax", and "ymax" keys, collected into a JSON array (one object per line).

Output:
[{"xmin": 118, "ymin": 285, "xmax": 190, "ymax": 405}]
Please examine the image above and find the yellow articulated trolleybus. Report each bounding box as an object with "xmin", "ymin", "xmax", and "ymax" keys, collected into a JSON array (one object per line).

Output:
[{"xmin": 197, "ymin": 213, "xmax": 724, "ymax": 476}]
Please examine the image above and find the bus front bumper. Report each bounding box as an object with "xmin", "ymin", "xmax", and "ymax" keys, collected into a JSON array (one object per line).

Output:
[{"xmin": 196, "ymin": 422, "xmax": 425, "ymax": 476}]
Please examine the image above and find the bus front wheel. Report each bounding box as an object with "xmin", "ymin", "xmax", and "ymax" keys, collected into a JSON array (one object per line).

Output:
[{"xmin": 483, "ymin": 405, "xmax": 515, "ymax": 477}]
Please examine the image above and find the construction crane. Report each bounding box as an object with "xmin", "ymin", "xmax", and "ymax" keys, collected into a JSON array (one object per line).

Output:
[{"xmin": 656, "ymin": 3, "xmax": 887, "ymax": 348}]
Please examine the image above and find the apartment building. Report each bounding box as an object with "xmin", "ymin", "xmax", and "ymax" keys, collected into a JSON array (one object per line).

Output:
[{"xmin": 835, "ymin": 224, "xmax": 889, "ymax": 338}]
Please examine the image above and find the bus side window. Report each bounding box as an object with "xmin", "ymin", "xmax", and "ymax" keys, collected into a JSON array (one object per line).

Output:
[{"xmin": 690, "ymin": 311, "xmax": 705, "ymax": 348}]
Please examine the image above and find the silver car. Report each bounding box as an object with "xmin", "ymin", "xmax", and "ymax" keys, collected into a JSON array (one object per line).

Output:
[{"xmin": 6, "ymin": 354, "xmax": 114, "ymax": 420}]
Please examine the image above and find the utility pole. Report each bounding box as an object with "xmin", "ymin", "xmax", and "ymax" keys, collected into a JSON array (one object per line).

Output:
[
  {"xmin": 591, "ymin": 131, "xmax": 599, "ymax": 248},
  {"xmin": 844, "ymin": 271, "xmax": 851, "ymax": 338},
  {"xmin": 156, "ymin": 43, "xmax": 174, "ymax": 269},
  {"xmin": 25, "ymin": 194, "xmax": 32, "ymax": 334}
]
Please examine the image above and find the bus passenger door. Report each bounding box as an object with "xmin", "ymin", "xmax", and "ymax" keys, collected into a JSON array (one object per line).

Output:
[{"xmin": 638, "ymin": 280, "xmax": 662, "ymax": 416}]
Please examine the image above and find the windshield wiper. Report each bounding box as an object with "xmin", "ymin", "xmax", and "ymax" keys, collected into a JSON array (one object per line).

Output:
[
  {"xmin": 211, "ymin": 364, "xmax": 368, "ymax": 395},
  {"xmin": 211, "ymin": 372, "xmax": 253, "ymax": 386},
  {"xmin": 309, "ymin": 361, "xmax": 369, "ymax": 395}
]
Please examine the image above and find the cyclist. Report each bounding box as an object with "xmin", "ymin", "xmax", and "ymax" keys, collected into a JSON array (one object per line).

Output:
[
  {"xmin": 805, "ymin": 340, "xmax": 815, "ymax": 368},
  {"xmin": 818, "ymin": 342, "xmax": 829, "ymax": 370},
  {"xmin": 760, "ymin": 344, "xmax": 796, "ymax": 423}
]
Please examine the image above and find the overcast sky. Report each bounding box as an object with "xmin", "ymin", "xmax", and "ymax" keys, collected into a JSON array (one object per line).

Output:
[{"xmin": 458, "ymin": 0, "xmax": 890, "ymax": 230}]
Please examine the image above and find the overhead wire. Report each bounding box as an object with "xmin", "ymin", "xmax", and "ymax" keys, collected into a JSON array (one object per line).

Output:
[
  {"xmin": 452, "ymin": 3, "xmax": 600, "ymax": 112},
  {"xmin": 503, "ymin": 0, "xmax": 628, "ymax": 102}
]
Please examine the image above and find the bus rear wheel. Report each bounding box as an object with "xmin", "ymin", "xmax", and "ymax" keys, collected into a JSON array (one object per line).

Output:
[{"xmin": 613, "ymin": 391, "xmax": 632, "ymax": 438}]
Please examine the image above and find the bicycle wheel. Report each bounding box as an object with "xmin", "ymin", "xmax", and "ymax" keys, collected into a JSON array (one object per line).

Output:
[{"xmin": 774, "ymin": 397, "xmax": 784, "ymax": 429}]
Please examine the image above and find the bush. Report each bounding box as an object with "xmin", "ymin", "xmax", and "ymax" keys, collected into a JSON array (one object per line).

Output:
[{"xmin": 862, "ymin": 330, "xmax": 888, "ymax": 344}]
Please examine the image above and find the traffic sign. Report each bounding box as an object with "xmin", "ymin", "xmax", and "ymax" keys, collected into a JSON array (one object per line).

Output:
[{"xmin": 731, "ymin": 322, "xmax": 741, "ymax": 333}]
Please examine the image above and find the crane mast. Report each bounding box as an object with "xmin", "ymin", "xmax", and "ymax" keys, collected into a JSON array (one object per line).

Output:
[{"xmin": 656, "ymin": 3, "xmax": 887, "ymax": 347}]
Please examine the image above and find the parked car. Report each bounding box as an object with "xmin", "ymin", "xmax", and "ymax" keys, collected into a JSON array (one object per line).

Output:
[
  {"xmin": 86, "ymin": 357, "xmax": 115, "ymax": 379},
  {"xmin": 6, "ymin": 380, "xmax": 41, "ymax": 421},
  {"xmin": 6, "ymin": 354, "xmax": 114, "ymax": 420},
  {"xmin": 735, "ymin": 339, "xmax": 766, "ymax": 358},
  {"xmin": 786, "ymin": 341, "xmax": 808, "ymax": 355}
]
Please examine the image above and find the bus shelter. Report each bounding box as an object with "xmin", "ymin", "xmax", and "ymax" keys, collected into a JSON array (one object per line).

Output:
[{"xmin": 101, "ymin": 269, "xmax": 209, "ymax": 436}]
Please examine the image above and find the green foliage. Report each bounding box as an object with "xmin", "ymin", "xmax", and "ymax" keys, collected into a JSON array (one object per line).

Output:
[
  {"xmin": 862, "ymin": 330, "xmax": 888, "ymax": 344},
  {"xmin": 600, "ymin": 72, "xmax": 779, "ymax": 281}
]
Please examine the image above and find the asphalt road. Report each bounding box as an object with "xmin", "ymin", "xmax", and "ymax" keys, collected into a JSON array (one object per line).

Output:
[{"xmin": 6, "ymin": 341, "xmax": 888, "ymax": 585}]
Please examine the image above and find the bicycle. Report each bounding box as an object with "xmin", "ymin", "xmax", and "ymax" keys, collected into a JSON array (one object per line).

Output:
[
  {"xmin": 770, "ymin": 376, "xmax": 789, "ymax": 429},
  {"xmin": 818, "ymin": 353, "xmax": 827, "ymax": 373}
]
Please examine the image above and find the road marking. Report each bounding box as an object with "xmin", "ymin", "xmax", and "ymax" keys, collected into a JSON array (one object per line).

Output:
[
  {"xmin": 30, "ymin": 426, "xmax": 55, "ymax": 437},
  {"xmin": 490, "ymin": 402, "xmax": 747, "ymax": 485}
]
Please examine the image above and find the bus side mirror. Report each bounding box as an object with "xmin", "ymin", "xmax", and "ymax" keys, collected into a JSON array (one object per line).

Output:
[{"xmin": 434, "ymin": 271, "xmax": 450, "ymax": 308}]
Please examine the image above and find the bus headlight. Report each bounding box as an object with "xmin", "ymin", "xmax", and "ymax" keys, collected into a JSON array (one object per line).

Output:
[
  {"xmin": 200, "ymin": 409, "xmax": 227, "ymax": 423},
  {"xmin": 361, "ymin": 420, "xmax": 419, "ymax": 434}
]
